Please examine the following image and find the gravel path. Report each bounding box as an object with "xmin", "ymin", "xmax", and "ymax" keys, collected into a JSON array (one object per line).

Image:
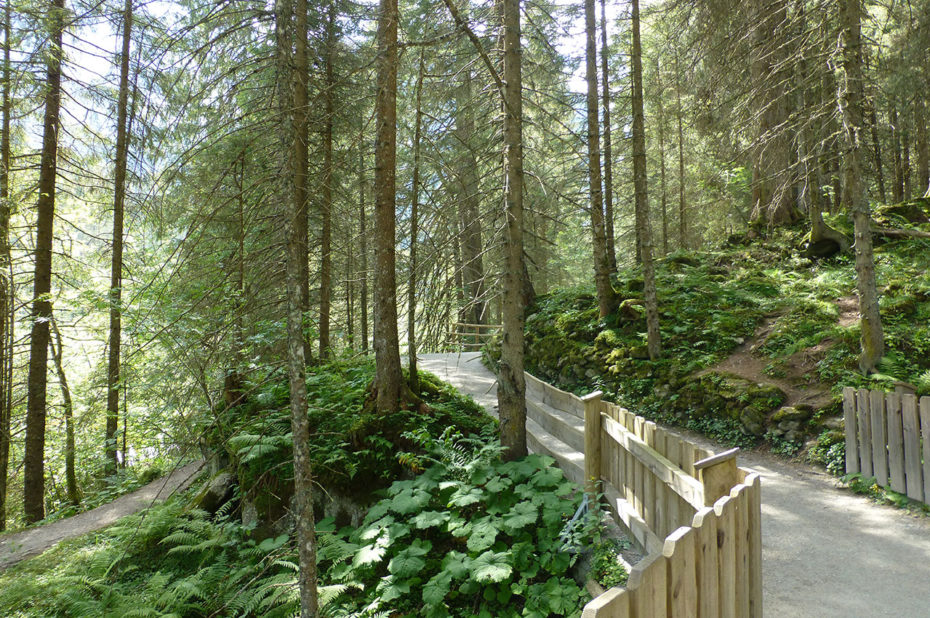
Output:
[
  {"xmin": 0, "ymin": 461, "xmax": 204, "ymax": 571},
  {"xmin": 420, "ymin": 352, "xmax": 930, "ymax": 618}
]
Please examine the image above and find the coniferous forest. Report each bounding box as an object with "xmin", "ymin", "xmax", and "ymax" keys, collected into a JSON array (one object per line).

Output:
[{"xmin": 1, "ymin": 0, "xmax": 930, "ymax": 615}]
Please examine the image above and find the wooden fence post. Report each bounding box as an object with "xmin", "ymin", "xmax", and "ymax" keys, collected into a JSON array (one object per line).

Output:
[
  {"xmin": 694, "ymin": 448, "xmax": 739, "ymax": 507},
  {"xmin": 582, "ymin": 391, "xmax": 604, "ymax": 495}
]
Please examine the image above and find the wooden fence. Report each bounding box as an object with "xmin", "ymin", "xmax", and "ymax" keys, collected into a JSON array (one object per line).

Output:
[
  {"xmin": 446, "ymin": 322, "xmax": 501, "ymax": 351},
  {"xmin": 521, "ymin": 374, "xmax": 763, "ymax": 617},
  {"xmin": 843, "ymin": 387, "xmax": 930, "ymax": 504}
]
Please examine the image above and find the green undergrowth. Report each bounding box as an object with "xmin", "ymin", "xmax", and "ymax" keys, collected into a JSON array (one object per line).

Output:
[
  {"xmin": 504, "ymin": 206, "xmax": 930, "ymax": 452},
  {"xmin": 0, "ymin": 496, "xmax": 311, "ymax": 616},
  {"xmin": 843, "ymin": 473, "xmax": 930, "ymax": 516},
  {"xmin": 212, "ymin": 358, "xmax": 497, "ymax": 499},
  {"xmin": 321, "ymin": 430, "xmax": 599, "ymax": 617},
  {"xmin": 0, "ymin": 434, "xmax": 602, "ymax": 617}
]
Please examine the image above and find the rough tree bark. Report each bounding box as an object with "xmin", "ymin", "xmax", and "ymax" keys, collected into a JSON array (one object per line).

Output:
[
  {"xmin": 407, "ymin": 50, "xmax": 424, "ymax": 392},
  {"xmin": 0, "ymin": 0, "xmax": 12, "ymax": 531},
  {"xmin": 498, "ymin": 0, "xmax": 527, "ymax": 460},
  {"xmin": 319, "ymin": 5, "xmax": 335, "ymax": 359},
  {"xmin": 49, "ymin": 321, "xmax": 78, "ymax": 505},
  {"xmin": 372, "ymin": 0, "xmax": 407, "ymax": 412},
  {"xmin": 600, "ymin": 0, "xmax": 617, "ymax": 272},
  {"xmin": 749, "ymin": 0, "xmax": 799, "ymax": 227},
  {"xmin": 105, "ymin": 0, "xmax": 133, "ymax": 474},
  {"xmin": 584, "ymin": 0, "xmax": 617, "ymax": 318},
  {"xmin": 24, "ymin": 0, "xmax": 66, "ymax": 523},
  {"xmin": 358, "ymin": 121, "xmax": 369, "ymax": 353},
  {"xmin": 917, "ymin": 99, "xmax": 929, "ymax": 197},
  {"xmin": 631, "ymin": 0, "xmax": 661, "ymax": 360},
  {"xmin": 278, "ymin": 0, "xmax": 319, "ymax": 613},
  {"xmin": 674, "ymin": 50, "xmax": 687, "ymax": 250},
  {"xmin": 891, "ymin": 103, "xmax": 904, "ymax": 203},
  {"xmin": 655, "ymin": 60, "xmax": 669, "ymax": 255},
  {"xmin": 455, "ymin": 68, "xmax": 486, "ymax": 326},
  {"xmin": 839, "ymin": 0, "xmax": 883, "ymax": 374}
]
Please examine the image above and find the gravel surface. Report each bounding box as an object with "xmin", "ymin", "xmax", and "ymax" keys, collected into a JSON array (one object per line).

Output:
[
  {"xmin": 0, "ymin": 461, "xmax": 204, "ymax": 571},
  {"xmin": 421, "ymin": 352, "xmax": 930, "ymax": 618}
]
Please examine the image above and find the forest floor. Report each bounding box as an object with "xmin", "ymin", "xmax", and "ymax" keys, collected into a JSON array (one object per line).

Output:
[
  {"xmin": 421, "ymin": 352, "xmax": 930, "ymax": 618},
  {"xmin": 0, "ymin": 461, "xmax": 203, "ymax": 571}
]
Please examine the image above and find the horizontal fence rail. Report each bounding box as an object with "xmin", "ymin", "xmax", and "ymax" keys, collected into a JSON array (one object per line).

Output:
[
  {"xmin": 844, "ymin": 387, "xmax": 930, "ymax": 504},
  {"xmin": 521, "ymin": 372, "xmax": 763, "ymax": 617},
  {"xmin": 446, "ymin": 322, "xmax": 501, "ymax": 350}
]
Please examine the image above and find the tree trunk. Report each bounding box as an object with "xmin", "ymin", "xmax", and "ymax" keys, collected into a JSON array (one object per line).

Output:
[
  {"xmin": 455, "ymin": 68, "xmax": 487, "ymax": 326},
  {"xmin": 674, "ymin": 50, "xmax": 687, "ymax": 250},
  {"xmin": 839, "ymin": 0, "xmax": 883, "ymax": 374},
  {"xmin": 24, "ymin": 0, "xmax": 66, "ymax": 524},
  {"xmin": 373, "ymin": 0, "xmax": 406, "ymax": 412},
  {"xmin": 291, "ymin": 0, "xmax": 311, "ymax": 365},
  {"xmin": 319, "ymin": 6, "xmax": 335, "ymax": 360},
  {"xmin": 869, "ymin": 100, "xmax": 886, "ymax": 204},
  {"xmin": 0, "ymin": 0, "xmax": 12, "ymax": 531},
  {"xmin": 105, "ymin": 0, "xmax": 133, "ymax": 475},
  {"xmin": 749, "ymin": 0, "xmax": 798, "ymax": 227},
  {"xmin": 359, "ymin": 122, "xmax": 369, "ymax": 353},
  {"xmin": 280, "ymin": 0, "xmax": 318, "ymax": 613},
  {"xmin": 631, "ymin": 0, "xmax": 661, "ymax": 360},
  {"xmin": 407, "ymin": 50, "xmax": 424, "ymax": 392},
  {"xmin": 902, "ymin": 126, "xmax": 912, "ymax": 200},
  {"xmin": 498, "ymin": 0, "xmax": 527, "ymax": 461},
  {"xmin": 584, "ymin": 0, "xmax": 617, "ymax": 318},
  {"xmin": 917, "ymin": 99, "xmax": 929, "ymax": 197},
  {"xmin": 49, "ymin": 321, "xmax": 78, "ymax": 505},
  {"xmin": 891, "ymin": 103, "xmax": 904, "ymax": 203},
  {"xmin": 600, "ymin": 0, "xmax": 617, "ymax": 272},
  {"xmin": 655, "ymin": 61, "xmax": 669, "ymax": 256}
]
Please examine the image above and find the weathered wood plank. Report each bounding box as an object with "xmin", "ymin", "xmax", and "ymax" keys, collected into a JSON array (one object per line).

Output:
[
  {"xmin": 901, "ymin": 394, "xmax": 923, "ymax": 502},
  {"xmin": 582, "ymin": 586, "xmax": 629, "ymax": 618},
  {"xmin": 715, "ymin": 495, "xmax": 737, "ymax": 618},
  {"xmin": 664, "ymin": 526, "xmax": 698, "ymax": 617},
  {"xmin": 843, "ymin": 387, "xmax": 859, "ymax": 474},
  {"xmin": 744, "ymin": 473, "xmax": 763, "ymax": 617},
  {"xmin": 921, "ymin": 397, "xmax": 930, "ymax": 506},
  {"xmin": 653, "ymin": 429, "xmax": 668, "ymax": 538},
  {"xmin": 886, "ymin": 393, "xmax": 906, "ymax": 494},
  {"xmin": 583, "ymin": 392, "xmax": 604, "ymax": 495},
  {"xmin": 870, "ymin": 390, "xmax": 888, "ymax": 486},
  {"xmin": 691, "ymin": 507, "xmax": 719, "ymax": 618},
  {"xmin": 602, "ymin": 415, "xmax": 705, "ymax": 509},
  {"xmin": 602, "ymin": 481, "xmax": 663, "ymax": 555},
  {"xmin": 857, "ymin": 389, "xmax": 873, "ymax": 477},
  {"xmin": 628, "ymin": 552, "xmax": 668, "ymax": 618}
]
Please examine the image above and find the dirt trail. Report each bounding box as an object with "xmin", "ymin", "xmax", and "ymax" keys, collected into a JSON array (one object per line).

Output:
[
  {"xmin": 423, "ymin": 352, "xmax": 930, "ymax": 618},
  {"xmin": 0, "ymin": 461, "xmax": 204, "ymax": 571},
  {"xmin": 701, "ymin": 295, "xmax": 861, "ymax": 412}
]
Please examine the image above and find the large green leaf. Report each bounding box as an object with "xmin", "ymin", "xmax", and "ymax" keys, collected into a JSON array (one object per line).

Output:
[
  {"xmin": 470, "ymin": 550, "xmax": 513, "ymax": 583},
  {"xmin": 502, "ymin": 501, "xmax": 538, "ymax": 533},
  {"xmin": 422, "ymin": 570, "xmax": 452, "ymax": 606},
  {"xmin": 388, "ymin": 539, "xmax": 432, "ymax": 578},
  {"xmin": 466, "ymin": 517, "xmax": 500, "ymax": 552},
  {"xmin": 412, "ymin": 510, "xmax": 451, "ymax": 530}
]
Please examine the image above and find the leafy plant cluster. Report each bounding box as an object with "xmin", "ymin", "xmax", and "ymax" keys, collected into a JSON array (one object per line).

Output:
[
  {"xmin": 807, "ymin": 430, "xmax": 846, "ymax": 476},
  {"xmin": 0, "ymin": 498, "xmax": 311, "ymax": 617},
  {"xmin": 589, "ymin": 538, "xmax": 629, "ymax": 589},
  {"xmin": 843, "ymin": 473, "xmax": 930, "ymax": 516},
  {"xmin": 213, "ymin": 358, "xmax": 496, "ymax": 497},
  {"xmin": 510, "ymin": 217, "xmax": 930, "ymax": 452},
  {"xmin": 321, "ymin": 431, "xmax": 598, "ymax": 618}
]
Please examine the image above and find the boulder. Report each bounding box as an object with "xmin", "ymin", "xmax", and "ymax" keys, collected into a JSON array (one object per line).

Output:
[
  {"xmin": 193, "ymin": 472, "xmax": 236, "ymax": 515},
  {"xmin": 772, "ymin": 405, "xmax": 813, "ymax": 424}
]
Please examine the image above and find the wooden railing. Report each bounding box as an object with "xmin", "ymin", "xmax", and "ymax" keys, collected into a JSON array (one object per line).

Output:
[
  {"xmin": 446, "ymin": 322, "xmax": 501, "ymax": 350},
  {"xmin": 521, "ymin": 374, "xmax": 763, "ymax": 617},
  {"xmin": 844, "ymin": 387, "xmax": 930, "ymax": 504}
]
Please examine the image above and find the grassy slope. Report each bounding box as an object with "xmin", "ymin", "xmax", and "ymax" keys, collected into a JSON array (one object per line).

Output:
[{"xmin": 513, "ymin": 201, "xmax": 930, "ymax": 460}]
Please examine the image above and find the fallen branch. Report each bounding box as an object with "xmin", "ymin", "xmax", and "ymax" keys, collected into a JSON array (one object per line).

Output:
[{"xmin": 872, "ymin": 227, "xmax": 930, "ymax": 239}]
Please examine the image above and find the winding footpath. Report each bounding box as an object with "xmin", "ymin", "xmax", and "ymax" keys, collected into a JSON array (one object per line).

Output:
[
  {"xmin": 419, "ymin": 352, "xmax": 930, "ymax": 618},
  {"xmin": 0, "ymin": 461, "xmax": 203, "ymax": 571}
]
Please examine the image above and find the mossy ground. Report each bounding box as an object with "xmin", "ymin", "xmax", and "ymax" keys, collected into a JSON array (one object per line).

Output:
[{"xmin": 506, "ymin": 202, "xmax": 930, "ymax": 456}]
